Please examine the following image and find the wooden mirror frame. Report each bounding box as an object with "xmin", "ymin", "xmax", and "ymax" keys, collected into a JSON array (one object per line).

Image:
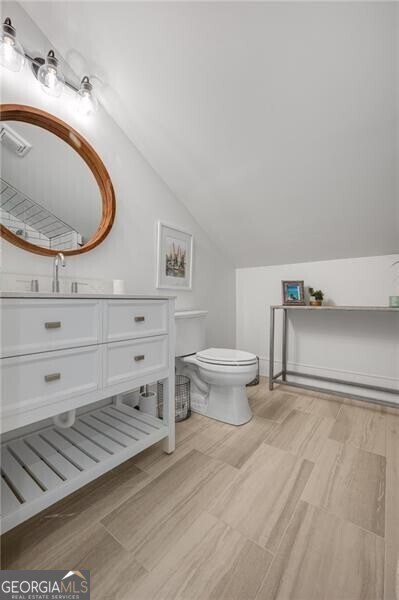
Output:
[{"xmin": 0, "ymin": 104, "xmax": 116, "ymax": 256}]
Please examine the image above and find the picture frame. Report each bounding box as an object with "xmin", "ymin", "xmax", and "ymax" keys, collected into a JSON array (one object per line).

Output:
[
  {"xmin": 281, "ymin": 280, "xmax": 305, "ymax": 305},
  {"xmin": 156, "ymin": 221, "xmax": 193, "ymax": 290}
]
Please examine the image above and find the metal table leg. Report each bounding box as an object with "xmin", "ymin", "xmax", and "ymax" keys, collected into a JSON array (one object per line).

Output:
[
  {"xmin": 269, "ymin": 306, "xmax": 275, "ymax": 390},
  {"xmin": 282, "ymin": 308, "xmax": 288, "ymax": 382}
]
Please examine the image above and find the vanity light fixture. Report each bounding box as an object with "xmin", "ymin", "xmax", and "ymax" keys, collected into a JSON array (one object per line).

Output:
[
  {"xmin": 76, "ymin": 76, "xmax": 98, "ymax": 116},
  {"xmin": 37, "ymin": 50, "xmax": 65, "ymax": 97},
  {"xmin": 0, "ymin": 17, "xmax": 25, "ymax": 72},
  {"xmin": 1, "ymin": 17, "xmax": 98, "ymax": 115}
]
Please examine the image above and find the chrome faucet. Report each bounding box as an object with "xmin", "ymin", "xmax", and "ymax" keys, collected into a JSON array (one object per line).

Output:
[{"xmin": 52, "ymin": 252, "xmax": 65, "ymax": 292}]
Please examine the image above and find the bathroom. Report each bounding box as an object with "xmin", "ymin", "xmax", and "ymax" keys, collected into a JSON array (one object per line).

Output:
[{"xmin": 0, "ymin": 2, "xmax": 398, "ymax": 599}]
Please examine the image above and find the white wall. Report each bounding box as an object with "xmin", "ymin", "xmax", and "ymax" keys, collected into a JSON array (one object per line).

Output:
[
  {"xmin": 237, "ymin": 255, "xmax": 399, "ymax": 403},
  {"xmin": 0, "ymin": 2, "xmax": 236, "ymax": 349},
  {"xmin": 396, "ymin": 4, "xmax": 399, "ymax": 234},
  {"xmin": 23, "ymin": 1, "xmax": 397, "ymax": 268}
]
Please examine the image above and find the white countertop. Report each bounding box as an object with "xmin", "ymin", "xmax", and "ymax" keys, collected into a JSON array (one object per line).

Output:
[{"xmin": 0, "ymin": 292, "xmax": 176, "ymax": 300}]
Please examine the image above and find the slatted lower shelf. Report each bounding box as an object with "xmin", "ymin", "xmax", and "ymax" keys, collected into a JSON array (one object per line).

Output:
[{"xmin": 0, "ymin": 403, "xmax": 168, "ymax": 533}]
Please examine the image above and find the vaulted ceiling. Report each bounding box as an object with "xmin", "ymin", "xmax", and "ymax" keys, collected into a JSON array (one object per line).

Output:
[{"xmin": 22, "ymin": 1, "xmax": 398, "ymax": 267}]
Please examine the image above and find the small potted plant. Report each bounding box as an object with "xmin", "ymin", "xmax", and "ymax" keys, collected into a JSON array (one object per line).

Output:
[{"xmin": 308, "ymin": 287, "xmax": 324, "ymax": 306}]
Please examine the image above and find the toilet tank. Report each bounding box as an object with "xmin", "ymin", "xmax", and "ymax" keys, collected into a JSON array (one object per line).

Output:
[{"xmin": 175, "ymin": 310, "xmax": 208, "ymax": 357}]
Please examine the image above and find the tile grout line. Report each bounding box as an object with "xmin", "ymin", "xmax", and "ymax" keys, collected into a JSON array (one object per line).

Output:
[
  {"xmin": 328, "ymin": 428, "xmax": 387, "ymax": 458},
  {"xmin": 328, "ymin": 407, "xmax": 388, "ymax": 457},
  {"xmin": 302, "ymin": 496, "xmax": 386, "ymax": 540},
  {"xmin": 334, "ymin": 402, "xmax": 344, "ymax": 423},
  {"xmin": 254, "ymin": 496, "xmax": 386, "ymax": 600},
  {"xmin": 253, "ymin": 493, "xmax": 314, "ymax": 598},
  {"xmin": 91, "ymin": 477, "xmax": 153, "ymax": 524},
  {"xmin": 205, "ymin": 511, "xmax": 277, "ymax": 600},
  {"xmin": 298, "ymin": 432, "xmax": 386, "ymax": 539},
  {"xmin": 97, "ymin": 521, "xmax": 150, "ymax": 573}
]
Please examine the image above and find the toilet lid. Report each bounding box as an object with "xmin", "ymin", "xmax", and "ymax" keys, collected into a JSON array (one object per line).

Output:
[{"xmin": 196, "ymin": 348, "xmax": 257, "ymax": 366}]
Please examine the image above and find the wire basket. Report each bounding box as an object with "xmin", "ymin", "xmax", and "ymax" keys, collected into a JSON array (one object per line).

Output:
[
  {"xmin": 246, "ymin": 356, "xmax": 260, "ymax": 386},
  {"xmin": 158, "ymin": 375, "xmax": 191, "ymax": 422}
]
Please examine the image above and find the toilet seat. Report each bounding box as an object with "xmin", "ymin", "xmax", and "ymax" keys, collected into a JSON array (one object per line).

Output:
[{"xmin": 196, "ymin": 347, "xmax": 257, "ymax": 367}]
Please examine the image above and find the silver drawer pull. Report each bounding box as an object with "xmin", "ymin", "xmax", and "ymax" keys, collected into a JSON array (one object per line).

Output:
[
  {"xmin": 134, "ymin": 355, "xmax": 145, "ymax": 362},
  {"xmin": 44, "ymin": 372, "xmax": 61, "ymax": 382},
  {"xmin": 45, "ymin": 321, "xmax": 61, "ymax": 329},
  {"xmin": 134, "ymin": 316, "xmax": 145, "ymax": 322}
]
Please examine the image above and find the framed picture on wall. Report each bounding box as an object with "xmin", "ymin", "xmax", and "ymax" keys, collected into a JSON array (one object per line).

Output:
[
  {"xmin": 282, "ymin": 280, "xmax": 305, "ymax": 305},
  {"xmin": 156, "ymin": 222, "xmax": 193, "ymax": 290}
]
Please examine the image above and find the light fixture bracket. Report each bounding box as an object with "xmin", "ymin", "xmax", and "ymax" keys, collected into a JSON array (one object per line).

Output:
[
  {"xmin": 80, "ymin": 76, "xmax": 93, "ymax": 93},
  {"xmin": 3, "ymin": 17, "xmax": 16, "ymax": 39},
  {"xmin": 30, "ymin": 56, "xmax": 45, "ymax": 79}
]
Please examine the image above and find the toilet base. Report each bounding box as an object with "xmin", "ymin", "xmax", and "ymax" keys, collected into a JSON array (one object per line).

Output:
[
  {"xmin": 179, "ymin": 353, "xmax": 256, "ymax": 426},
  {"xmin": 192, "ymin": 385, "xmax": 252, "ymax": 426}
]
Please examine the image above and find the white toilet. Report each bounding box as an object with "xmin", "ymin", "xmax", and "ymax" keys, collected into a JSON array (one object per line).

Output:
[{"xmin": 175, "ymin": 311, "xmax": 257, "ymax": 425}]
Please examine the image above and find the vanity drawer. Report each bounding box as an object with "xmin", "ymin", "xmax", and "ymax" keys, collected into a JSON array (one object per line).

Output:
[
  {"xmin": 104, "ymin": 300, "xmax": 168, "ymax": 342},
  {"xmin": 0, "ymin": 299, "xmax": 101, "ymax": 358},
  {"xmin": 104, "ymin": 335, "xmax": 168, "ymax": 387},
  {"xmin": 1, "ymin": 346, "xmax": 101, "ymax": 423}
]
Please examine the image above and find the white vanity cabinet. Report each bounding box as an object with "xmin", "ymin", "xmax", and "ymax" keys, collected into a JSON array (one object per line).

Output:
[{"xmin": 0, "ymin": 293, "xmax": 175, "ymax": 533}]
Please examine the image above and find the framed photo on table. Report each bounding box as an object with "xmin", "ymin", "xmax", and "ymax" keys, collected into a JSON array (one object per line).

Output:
[
  {"xmin": 156, "ymin": 222, "xmax": 193, "ymax": 290},
  {"xmin": 281, "ymin": 280, "xmax": 305, "ymax": 305}
]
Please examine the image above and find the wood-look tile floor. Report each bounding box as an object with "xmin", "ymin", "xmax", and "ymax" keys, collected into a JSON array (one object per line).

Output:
[{"xmin": 1, "ymin": 378, "xmax": 398, "ymax": 600}]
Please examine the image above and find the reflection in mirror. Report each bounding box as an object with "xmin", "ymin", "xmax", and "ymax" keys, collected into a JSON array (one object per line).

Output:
[{"xmin": 0, "ymin": 120, "xmax": 102, "ymax": 251}]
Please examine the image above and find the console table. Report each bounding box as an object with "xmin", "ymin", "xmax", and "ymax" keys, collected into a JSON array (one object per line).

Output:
[{"xmin": 269, "ymin": 305, "xmax": 399, "ymax": 406}]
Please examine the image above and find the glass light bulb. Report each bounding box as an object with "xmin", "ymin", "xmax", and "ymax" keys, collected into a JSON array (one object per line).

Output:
[
  {"xmin": 76, "ymin": 76, "xmax": 98, "ymax": 116},
  {"xmin": 37, "ymin": 51, "xmax": 64, "ymax": 97},
  {"xmin": 0, "ymin": 19, "xmax": 25, "ymax": 72},
  {"xmin": 45, "ymin": 66, "xmax": 57, "ymax": 89}
]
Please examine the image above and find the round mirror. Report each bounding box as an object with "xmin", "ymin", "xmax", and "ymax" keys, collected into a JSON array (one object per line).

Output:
[{"xmin": 0, "ymin": 105, "xmax": 115, "ymax": 256}]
